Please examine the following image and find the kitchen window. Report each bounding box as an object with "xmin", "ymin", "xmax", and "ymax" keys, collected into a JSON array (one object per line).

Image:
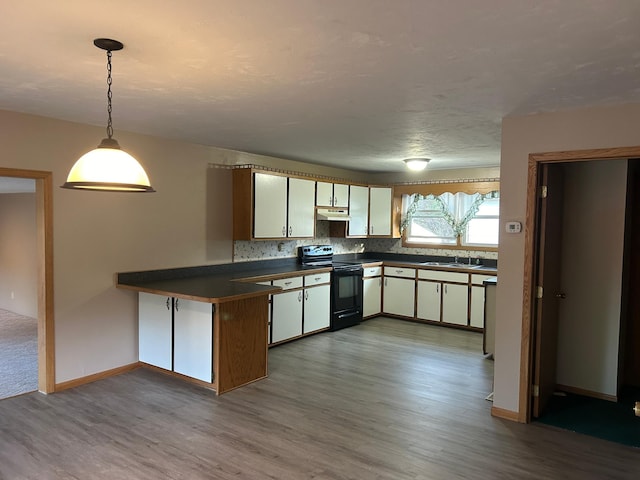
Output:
[{"xmin": 401, "ymin": 191, "xmax": 500, "ymax": 248}]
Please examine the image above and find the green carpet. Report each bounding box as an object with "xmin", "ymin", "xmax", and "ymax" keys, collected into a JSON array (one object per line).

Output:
[{"xmin": 536, "ymin": 389, "xmax": 640, "ymax": 448}]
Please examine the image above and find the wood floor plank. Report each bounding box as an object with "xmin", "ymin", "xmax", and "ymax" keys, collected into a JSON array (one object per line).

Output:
[{"xmin": 0, "ymin": 317, "xmax": 638, "ymax": 479}]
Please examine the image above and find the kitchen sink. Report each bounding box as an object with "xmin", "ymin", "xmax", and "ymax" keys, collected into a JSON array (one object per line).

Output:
[{"xmin": 420, "ymin": 261, "xmax": 487, "ymax": 269}]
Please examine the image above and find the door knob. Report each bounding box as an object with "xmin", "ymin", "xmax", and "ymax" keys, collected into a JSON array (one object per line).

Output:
[{"xmin": 555, "ymin": 293, "xmax": 566, "ymax": 299}]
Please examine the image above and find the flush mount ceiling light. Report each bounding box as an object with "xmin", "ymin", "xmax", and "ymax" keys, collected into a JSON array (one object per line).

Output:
[
  {"xmin": 403, "ymin": 158, "xmax": 431, "ymax": 171},
  {"xmin": 61, "ymin": 38, "xmax": 155, "ymax": 192}
]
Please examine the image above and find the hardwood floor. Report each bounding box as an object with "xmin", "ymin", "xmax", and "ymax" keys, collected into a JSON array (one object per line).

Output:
[{"xmin": 0, "ymin": 317, "xmax": 637, "ymax": 479}]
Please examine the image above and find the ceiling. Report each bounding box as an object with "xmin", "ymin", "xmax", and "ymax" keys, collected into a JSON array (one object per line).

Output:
[{"xmin": 1, "ymin": 1, "xmax": 640, "ymax": 173}]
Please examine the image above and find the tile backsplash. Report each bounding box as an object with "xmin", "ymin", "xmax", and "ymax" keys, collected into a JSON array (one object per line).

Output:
[{"xmin": 233, "ymin": 221, "xmax": 498, "ymax": 262}]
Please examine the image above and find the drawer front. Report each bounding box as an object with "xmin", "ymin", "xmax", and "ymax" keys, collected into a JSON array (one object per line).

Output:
[
  {"xmin": 363, "ymin": 266, "xmax": 382, "ymax": 277},
  {"xmin": 471, "ymin": 274, "xmax": 497, "ymax": 285},
  {"xmin": 304, "ymin": 272, "xmax": 331, "ymax": 286},
  {"xmin": 384, "ymin": 267, "xmax": 416, "ymax": 279},
  {"xmin": 272, "ymin": 276, "xmax": 303, "ymax": 290},
  {"xmin": 418, "ymin": 269, "xmax": 469, "ymax": 283}
]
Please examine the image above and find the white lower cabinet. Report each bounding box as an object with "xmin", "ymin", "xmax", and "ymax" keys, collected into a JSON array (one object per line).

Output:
[
  {"xmin": 173, "ymin": 298, "xmax": 213, "ymax": 382},
  {"xmin": 139, "ymin": 292, "xmax": 173, "ymax": 370},
  {"xmin": 442, "ymin": 283, "xmax": 469, "ymax": 326},
  {"xmin": 383, "ymin": 276, "xmax": 415, "ymax": 317},
  {"xmin": 303, "ymin": 284, "xmax": 330, "ymax": 333},
  {"xmin": 271, "ymin": 289, "xmax": 303, "ymax": 343},
  {"xmin": 138, "ymin": 293, "xmax": 213, "ymax": 382},
  {"xmin": 416, "ymin": 281, "xmax": 441, "ymax": 322},
  {"xmin": 363, "ymin": 276, "xmax": 382, "ymax": 317}
]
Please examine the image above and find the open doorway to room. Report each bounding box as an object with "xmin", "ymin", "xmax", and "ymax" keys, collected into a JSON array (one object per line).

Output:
[
  {"xmin": 0, "ymin": 177, "xmax": 37, "ymax": 399},
  {"xmin": 520, "ymin": 147, "xmax": 640, "ymax": 446},
  {"xmin": 0, "ymin": 168, "xmax": 54, "ymax": 397}
]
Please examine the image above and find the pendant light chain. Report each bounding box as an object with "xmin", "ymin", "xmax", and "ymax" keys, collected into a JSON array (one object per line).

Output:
[{"xmin": 106, "ymin": 50, "xmax": 114, "ymax": 140}]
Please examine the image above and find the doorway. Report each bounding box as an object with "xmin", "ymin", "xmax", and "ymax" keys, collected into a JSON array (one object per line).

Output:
[
  {"xmin": 0, "ymin": 168, "xmax": 54, "ymax": 394},
  {"xmin": 520, "ymin": 146, "xmax": 640, "ymax": 423}
]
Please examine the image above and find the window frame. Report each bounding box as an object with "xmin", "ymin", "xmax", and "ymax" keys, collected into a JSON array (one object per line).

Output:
[{"xmin": 397, "ymin": 181, "xmax": 500, "ymax": 252}]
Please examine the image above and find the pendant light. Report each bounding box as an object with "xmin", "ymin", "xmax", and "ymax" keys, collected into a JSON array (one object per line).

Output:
[
  {"xmin": 61, "ymin": 38, "xmax": 155, "ymax": 192},
  {"xmin": 403, "ymin": 158, "xmax": 430, "ymax": 171}
]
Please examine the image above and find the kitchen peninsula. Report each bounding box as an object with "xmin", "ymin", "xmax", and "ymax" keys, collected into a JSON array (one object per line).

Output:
[{"xmin": 116, "ymin": 261, "xmax": 331, "ymax": 394}]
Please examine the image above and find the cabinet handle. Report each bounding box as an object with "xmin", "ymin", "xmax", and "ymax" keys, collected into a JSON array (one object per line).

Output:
[
  {"xmin": 175, "ymin": 298, "xmax": 180, "ymax": 311},
  {"xmin": 282, "ymin": 226, "xmax": 286, "ymax": 236},
  {"xmin": 166, "ymin": 297, "xmax": 170, "ymax": 310},
  {"xmin": 370, "ymin": 225, "xmax": 374, "ymax": 235},
  {"xmin": 384, "ymin": 278, "xmax": 388, "ymax": 287},
  {"xmin": 395, "ymin": 270, "xmax": 403, "ymax": 274},
  {"xmin": 315, "ymin": 277, "xmax": 321, "ymax": 281},
  {"xmin": 284, "ymin": 281, "xmax": 292, "ymax": 286},
  {"xmin": 436, "ymin": 284, "xmax": 439, "ymax": 293},
  {"xmin": 379, "ymin": 278, "xmax": 382, "ymax": 286},
  {"xmin": 289, "ymin": 226, "xmax": 293, "ymax": 236},
  {"xmin": 445, "ymin": 285, "xmax": 448, "ymax": 294},
  {"xmin": 298, "ymin": 291, "xmax": 302, "ymax": 302},
  {"xmin": 329, "ymin": 195, "xmax": 333, "ymax": 205},
  {"xmin": 305, "ymin": 291, "xmax": 309, "ymax": 300},
  {"xmin": 333, "ymin": 196, "xmax": 337, "ymax": 205}
]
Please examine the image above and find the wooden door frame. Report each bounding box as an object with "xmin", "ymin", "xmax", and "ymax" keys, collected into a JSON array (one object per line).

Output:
[
  {"xmin": 0, "ymin": 167, "xmax": 54, "ymax": 393},
  {"xmin": 520, "ymin": 146, "xmax": 640, "ymax": 422}
]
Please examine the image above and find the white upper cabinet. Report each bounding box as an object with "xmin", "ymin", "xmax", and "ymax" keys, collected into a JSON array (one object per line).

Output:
[
  {"xmin": 368, "ymin": 187, "xmax": 392, "ymax": 236},
  {"xmin": 316, "ymin": 181, "xmax": 349, "ymax": 208},
  {"xmin": 252, "ymin": 173, "xmax": 315, "ymax": 239},
  {"xmin": 288, "ymin": 178, "xmax": 316, "ymax": 238},
  {"xmin": 348, "ymin": 185, "xmax": 369, "ymax": 236},
  {"xmin": 254, "ymin": 173, "xmax": 288, "ymax": 238},
  {"xmin": 333, "ymin": 183, "xmax": 349, "ymax": 208}
]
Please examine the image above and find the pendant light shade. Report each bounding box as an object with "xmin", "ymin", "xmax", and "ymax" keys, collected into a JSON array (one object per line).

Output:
[
  {"xmin": 404, "ymin": 158, "xmax": 431, "ymax": 171},
  {"xmin": 61, "ymin": 39, "xmax": 155, "ymax": 192}
]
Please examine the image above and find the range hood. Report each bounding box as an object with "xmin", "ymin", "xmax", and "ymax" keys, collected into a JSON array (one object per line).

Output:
[{"xmin": 316, "ymin": 208, "xmax": 351, "ymax": 221}]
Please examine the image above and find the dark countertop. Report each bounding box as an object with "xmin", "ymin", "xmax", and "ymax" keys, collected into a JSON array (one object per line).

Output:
[
  {"xmin": 117, "ymin": 258, "xmax": 331, "ymax": 303},
  {"xmin": 117, "ymin": 252, "xmax": 496, "ymax": 303}
]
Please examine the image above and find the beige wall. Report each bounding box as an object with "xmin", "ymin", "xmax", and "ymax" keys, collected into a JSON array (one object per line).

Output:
[
  {"xmin": 496, "ymin": 103, "xmax": 640, "ymax": 414},
  {"xmin": 0, "ymin": 109, "xmax": 366, "ymax": 384},
  {"xmin": 0, "ymin": 192, "xmax": 37, "ymax": 317},
  {"xmin": 557, "ymin": 160, "xmax": 626, "ymax": 396}
]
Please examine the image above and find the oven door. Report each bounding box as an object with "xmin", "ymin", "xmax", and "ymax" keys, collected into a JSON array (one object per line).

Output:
[{"xmin": 332, "ymin": 266, "xmax": 364, "ymax": 315}]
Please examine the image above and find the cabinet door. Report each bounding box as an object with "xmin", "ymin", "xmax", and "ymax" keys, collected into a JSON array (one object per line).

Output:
[
  {"xmin": 272, "ymin": 290, "xmax": 303, "ymax": 343},
  {"xmin": 138, "ymin": 292, "xmax": 173, "ymax": 370},
  {"xmin": 173, "ymin": 298, "xmax": 213, "ymax": 382},
  {"xmin": 417, "ymin": 281, "xmax": 441, "ymax": 322},
  {"xmin": 348, "ymin": 185, "xmax": 369, "ymax": 236},
  {"xmin": 288, "ymin": 178, "xmax": 316, "ymax": 238},
  {"xmin": 363, "ymin": 276, "xmax": 382, "ymax": 317},
  {"xmin": 442, "ymin": 283, "xmax": 469, "ymax": 326},
  {"xmin": 470, "ymin": 285, "xmax": 485, "ymax": 328},
  {"xmin": 383, "ymin": 277, "xmax": 415, "ymax": 317},
  {"xmin": 316, "ymin": 181, "xmax": 334, "ymax": 207},
  {"xmin": 303, "ymin": 284, "xmax": 331, "ymax": 333},
  {"xmin": 333, "ymin": 183, "xmax": 349, "ymax": 207},
  {"xmin": 254, "ymin": 173, "xmax": 287, "ymax": 238},
  {"xmin": 369, "ymin": 187, "xmax": 392, "ymax": 236}
]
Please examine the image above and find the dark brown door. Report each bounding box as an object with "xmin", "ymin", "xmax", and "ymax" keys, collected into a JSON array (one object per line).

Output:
[{"xmin": 532, "ymin": 164, "xmax": 565, "ymax": 418}]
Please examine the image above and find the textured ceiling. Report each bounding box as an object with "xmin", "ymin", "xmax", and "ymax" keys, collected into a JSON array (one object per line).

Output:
[{"xmin": 1, "ymin": 0, "xmax": 640, "ymax": 172}]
